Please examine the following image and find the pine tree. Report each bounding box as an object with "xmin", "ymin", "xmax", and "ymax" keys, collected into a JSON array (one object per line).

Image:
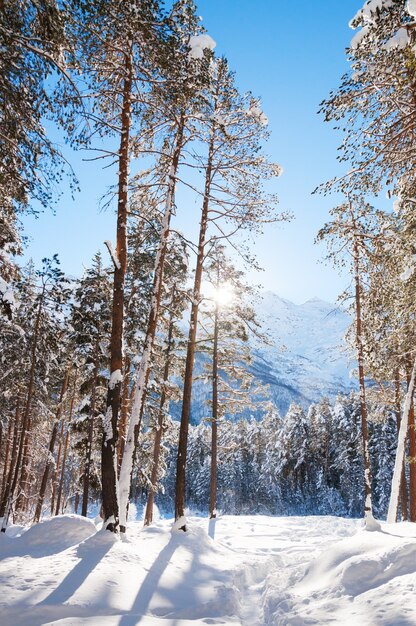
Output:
[
  {"xmin": 175, "ymin": 56, "xmax": 285, "ymax": 528},
  {"xmin": 70, "ymin": 252, "xmax": 112, "ymax": 517}
]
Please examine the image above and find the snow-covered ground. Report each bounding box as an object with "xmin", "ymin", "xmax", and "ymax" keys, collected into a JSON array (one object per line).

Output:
[{"xmin": 1, "ymin": 514, "xmax": 415, "ymax": 625}]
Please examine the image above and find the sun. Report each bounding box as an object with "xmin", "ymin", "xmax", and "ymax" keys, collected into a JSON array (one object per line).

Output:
[{"xmin": 213, "ymin": 283, "xmax": 235, "ymax": 307}]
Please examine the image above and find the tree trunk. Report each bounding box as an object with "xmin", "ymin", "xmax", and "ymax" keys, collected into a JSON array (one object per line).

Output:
[
  {"xmin": 118, "ymin": 115, "xmax": 185, "ymax": 534},
  {"xmin": 352, "ymin": 232, "xmax": 378, "ymax": 530},
  {"xmin": 14, "ymin": 286, "xmax": 45, "ymax": 517},
  {"xmin": 394, "ymin": 372, "xmax": 408, "ymax": 521},
  {"xmin": 50, "ymin": 419, "xmax": 65, "ymax": 516},
  {"xmin": 83, "ymin": 339, "xmax": 100, "ymax": 517},
  {"xmin": 1, "ymin": 418, "xmax": 13, "ymax": 503},
  {"xmin": 0, "ymin": 399, "xmax": 20, "ymax": 518},
  {"xmin": 102, "ymin": 50, "xmax": 133, "ymax": 532},
  {"xmin": 175, "ymin": 128, "xmax": 215, "ymax": 527},
  {"xmin": 33, "ymin": 370, "xmax": 69, "ymax": 523},
  {"xmin": 209, "ymin": 300, "xmax": 219, "ymax": 519},
  {"xmin": 407, "ymin": 365, "xmax": 416, "ymax": 522},
  {"xmin": 388, "ymin": 357, "xmax": 416, "ymax": 523},
  {"xmin": 55, "ymin": 375, "xmax": 77, "ymax": 516},
  {"xmin": 144, "ymin": 310, "xmax": 175, "ymax": 526},
  {"xmin": 117, "ymin": 356, "xmax": 131, "ymax": 469}
]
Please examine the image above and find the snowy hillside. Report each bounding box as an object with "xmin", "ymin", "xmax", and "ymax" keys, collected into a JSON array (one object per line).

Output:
[
  {"xmin": 251, "ymin": 292, "xmax": 356, "ymax": 414},
  {"xmin": 178, "ymin": 292, "xmax": 355, "ymax": 424},
  {"xmin": 1, "ymin": 513, "xmax": 416, "ymax": 625}
]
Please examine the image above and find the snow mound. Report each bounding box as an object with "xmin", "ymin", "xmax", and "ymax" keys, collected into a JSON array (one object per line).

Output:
[
  {"xmin": 298, "ymin": 527, "xmax": 416, "ymax": 595},
  {"xmin": 340, "ymin": 541, "xmax": 416, "ymax": 595},
  {"xmin": 1, "ymin": 514, "xmax": 96, "ymax": 557}
]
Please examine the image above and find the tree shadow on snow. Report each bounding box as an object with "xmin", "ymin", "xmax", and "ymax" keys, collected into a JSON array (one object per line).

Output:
[
  {"xmin": 118, "ymin": 531, "xmax": 224, "ymax": 626},
  {"xmin": 39, "ymin": 531, "xmax": 114, "ymax": 606},
  {"xmin": 118, "ymin": 536, "xmax": 179, "ymax": 626}
]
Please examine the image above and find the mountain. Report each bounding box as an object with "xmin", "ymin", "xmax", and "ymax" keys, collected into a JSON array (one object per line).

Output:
[
  {"xmin": 249, "ymin": 292, "xmax": 356, "ymax": 415},
  {"xmin": 172, "ymin": 291, "xmax": 356, "ymax": 424}
]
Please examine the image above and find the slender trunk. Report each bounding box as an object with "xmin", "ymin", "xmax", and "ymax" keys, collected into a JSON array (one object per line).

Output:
[
  {"xmin": 55, "ymin": 375, "xmax": 77, "ymax": 516},
  {"xmin": 1, "ymin": 419, "xmax": 13, "ymax": 502},
  {"xmin": 33, "ymin": 370, "xmax": 69, "ymax": 523},
  {"xmin": 0, "ymin": 400, "xmax": 20, "ymax": 515},
  {"xmin": 74, "ymin": 491, "xmax": 80, "ymax": 515},
  {"xmin": 16, "ymin": 421, "xmax": 33, "ymax": 514},
  {"xmin": 388, "ymin": 357, "xmax": 416, "ymax": 523},
  {"xmin": 175, "ymin": 129, "xmax": 216, "ymax": 527},
  {"xmin": 118, "ymin": 356, "xmax": 131, "ymax": 469},
  {"xmin": 14, "ymin": 287, "xmax": 45, "ymax": 516},
  {"xmin": 102, "ymin": 50, "xmax": 133, "ymax": 532},
  {"xmin": 395, "ymin": 373, "xmax": 409, "ymax": 521},
  {"xmin": 118, "ymin": 116, "xmax": 185, "ymax": 534},
  {"xmin": 144, "ymin": 311, "xmax": 175, "ymax": 526},
  {"xmin": 407, "ymin": 365, "xmax": 416, "ymax": 522},
  {"xmin": 50, "ymin": 420, "xmax": 65, "ymax": 516},
  {"xmin": 209, "ymin": 301, "xmax": 219, "ymax": 519},
  {"xmin": 83, "ymin": 339, "xmax": 100, "ymax": 517},
  {"xmin": 352, "ymin": 231, "xmax": 378, "ymax": 530}
]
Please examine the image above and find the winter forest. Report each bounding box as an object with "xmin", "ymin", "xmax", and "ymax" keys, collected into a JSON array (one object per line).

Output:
[{"xmin": 2, "ymin": 1, "xmax": 416, "ymax": 625}]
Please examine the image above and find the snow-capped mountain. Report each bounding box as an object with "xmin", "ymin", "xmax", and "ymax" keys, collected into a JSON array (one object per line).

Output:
[
  {"xmin": 172, "ymin": 291, "xmax": 356, "ymax": 424},
  {"xmin": 250, "ymin": 292, "xmax": 356, "ymax": 415}
]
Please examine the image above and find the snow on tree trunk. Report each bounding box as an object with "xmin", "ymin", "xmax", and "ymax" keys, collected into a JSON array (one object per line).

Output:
[
  {"xmin": 102, "ymin": 50, "xmax": 133, "ymax": 532},
  {"xmin": 33, "ymin": 370, "xmax": 69, "ymax": 523},
  {"xmin": 407, "ymin": 364, "xmax": 416, "ymax": 522},
  {"xmin": 175, "ymin": 130, "xmax": 215, "ymax": 528},
  {"xmin": 388, "ymin": 356, "xmax": 416, "ymax": 523},
  {"xmin": 118, "ymin": 117, "xmax": 184, "ymax": 534},
  {"xmin": 352, "ymin": 231, "xmax": 379, "ymax": 532},
  {"xmin": 209, "ymin": 301, "xmax": 219, "ymax": 520},
  {"xmin": 144, "ymin": 314, "xmax": 175, "ymax": 527}
]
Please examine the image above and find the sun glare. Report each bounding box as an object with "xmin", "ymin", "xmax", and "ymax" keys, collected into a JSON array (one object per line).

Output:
[{"xmin": 213, "ymin": 283, "xmax": 235, "ymax": 307}]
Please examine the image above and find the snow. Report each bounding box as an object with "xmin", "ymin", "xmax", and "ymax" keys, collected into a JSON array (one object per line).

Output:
[
  {"xmin": 408, "ymin": 0, "xmax": 416, "ymax": 19},
  {"xmin": 188, "ymin": 34, "xmax": 216, "ymax": 60},
  {"xmin": 247, "ymin": 100, "xmax": 268, "ymax": 126},
  {"xmin": 1, "ymin": 514, "xmax": 416, "ymax": 625},
  {"xmin": 104, "ymin": 240, "xmax": 121, "ymax": 270},
  {"xmin": 109, "ymin": 369, "xmax": 123, "ymax": 390},
  {"xmin": 384, "ymin": 27, "xmax": 411, "ymax": 50},
  {"xmin": 387, "ymin": 357, "xmax": 416, "ymax": 522},
  {"xmin": 0, "ymin": 277, "xmax": 17, "ymax": 313},
  {"xmin": 350, "ymin": 25, "xmax": 369, "ymax": 49},
  {"xmin": 350, "ymin": 0, "xmax": 394, "ymax": 27}
]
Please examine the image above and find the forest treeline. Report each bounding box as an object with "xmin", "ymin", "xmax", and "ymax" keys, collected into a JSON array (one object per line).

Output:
[{"xmin": 2, "ymin": 0, "xmax": 416, "ymax": 533}]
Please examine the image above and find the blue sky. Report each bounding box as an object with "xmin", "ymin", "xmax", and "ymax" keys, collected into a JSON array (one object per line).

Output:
[{"xmin": 22, "ymin": 1, "xmax": 362, "ymax": 304}]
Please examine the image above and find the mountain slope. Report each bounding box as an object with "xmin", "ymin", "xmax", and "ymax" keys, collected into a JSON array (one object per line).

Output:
[
  {"xmin": 250, "ymin": 291, "xmax": 356, "ymax": 414},
  {"xmin": 172, "ymin": 291, "xmax": 355, "ymax": 424}
]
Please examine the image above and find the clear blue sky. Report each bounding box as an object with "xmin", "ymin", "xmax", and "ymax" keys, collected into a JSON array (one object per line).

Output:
[{"xmin": 22, "ymin": 0, "xmax": 361, "ymax": 304}]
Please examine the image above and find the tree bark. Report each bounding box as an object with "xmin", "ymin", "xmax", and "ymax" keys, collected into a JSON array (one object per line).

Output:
[
  {"xmin": 55, "ymin": 375, "xmax": 77, "ymax": 516},
  {"xmin": 395, "ymin": 372, "xmax": 409, "ymax": 521},
  {"xmin": 0, "ymin": 418, "xmax": 13, "ymax": 503},
  {"xmin": 14, "ymin": 285, "xmax": 46, "ymax": 517},
  {"xmin": 118, "ymin": 115, "xmax": 185, "ymax": 534},
  {"xmin": 0, "ymin": 399, "xmax": 20, "ymax": 518},
  {"xmin": 33, "ymin": 370, "xmax": 69, "ymax": 523},
  {"xmin": 407, "ymin": 365, "xmax": 416, "ymax": 522},
  {"xmin": 102, "ymin": 50, "xmax": 133, "ymax": 532},
  {"xmin": 175, "ymin": 127, "xmax": 215, "ymax": 526},
  {"xmin": 117, "ymin": 356, "xmax": 131, "ymax": 469},
  {"xmin": 144, "ymin": 310, "xmax": 175, "ymax": 526},
  {"xmin": 209, "ymin": 300, "xmax": 219, "ymax": 519},
  {"xmin": 352, "ymin": 229, "xmax": 378, "ymax": 530},
  {"xmin": 83, "ymin": 339, "xmax": 100, "ymax": 517},
  {"xmin": 50, "ymin": 419, "xmax": 65, "ymax": 516},
  {"xmin": 388, "ymin": 357, "xmax": 416, "ymax": 523}
]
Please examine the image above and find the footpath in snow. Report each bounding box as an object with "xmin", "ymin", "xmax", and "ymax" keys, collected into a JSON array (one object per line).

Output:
[{"xmin": 1, "ymin": 514, "xmax": 416, "ymax": 625}]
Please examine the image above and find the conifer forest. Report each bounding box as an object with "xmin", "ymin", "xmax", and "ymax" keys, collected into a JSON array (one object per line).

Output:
[{"xmin": 2, "ymin": 2, "xmax": 416, "ymax": 625}]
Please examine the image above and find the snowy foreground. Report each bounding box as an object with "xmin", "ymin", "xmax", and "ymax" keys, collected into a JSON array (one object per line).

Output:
[{"xmin": 1, "ymin": 514, "xmax": 416, "ymax": 625}]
